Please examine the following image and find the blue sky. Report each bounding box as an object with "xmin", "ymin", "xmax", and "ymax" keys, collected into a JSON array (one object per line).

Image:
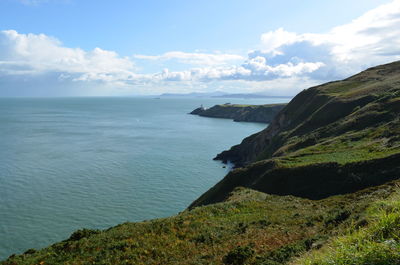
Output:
[{"xmin": 0, "ymin": 0, "xmax": 399, "ymax": 96}]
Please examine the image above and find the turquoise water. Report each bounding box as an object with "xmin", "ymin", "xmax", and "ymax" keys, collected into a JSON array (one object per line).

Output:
[{"xmin": 0, "ymin": 97, "xmax": 288, "ymax": 259}]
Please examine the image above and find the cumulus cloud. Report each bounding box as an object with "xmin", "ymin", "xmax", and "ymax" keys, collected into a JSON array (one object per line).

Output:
[
  {"xmin": 0, "ymin": 30, "xmax": 135, "ymax": 82},
  {"xmin": 255, "ymin": 0, "xmax": 400, "ymax": 79},
  {"xmin": 144, "ymin": 59, "xmax": 324, "ymax": 82},
  {"xmin": 136, "ymin": 0, "xmax": 400, "ymax": 84},
  {"xmin": 1, "ymin": 0, "xmax": 400, "ymax": 96},
  {"xmin": 134, "ymin": 51, "xmax": 244, "ymax": 66}
]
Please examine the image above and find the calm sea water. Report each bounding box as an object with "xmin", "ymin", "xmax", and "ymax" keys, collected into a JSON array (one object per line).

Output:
[{"xmin": 0, "ymin": 96, "xmax": 288, "ymax": 259}]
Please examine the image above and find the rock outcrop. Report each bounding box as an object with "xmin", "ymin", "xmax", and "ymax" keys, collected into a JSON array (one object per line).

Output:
[{"xmin": 190, "ymin": 103, "xmax": 286, "ymax": 123}]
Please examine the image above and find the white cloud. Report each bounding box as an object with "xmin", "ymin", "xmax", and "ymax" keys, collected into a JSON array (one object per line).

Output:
[
  {"xmin": 256, "ymin": 0, "xmax": 400, "ymax": 78},
  {"xmin": 134, "ymin": 51, "xmax": 244, "ymax": 66},
  {"xmin": 1, "ymin": 0, "xmax": 400, "ymax": 96},
  {"xmin": 0, "ymin": 30, "xmax": 135, "ymax": 83},
  {"xmin": 133, "ymin": 0, "xmax": 400, "ymax": 85},
  {"xmin": 260, "ymin": 28, "xmax": 301, "ymax": 55},
  {"xmin": 240, "ymin": 57, "xmax": 324, "ymax": 79},
  {"xmin": 144, "ymin": 59, "xmax": 324, "ymax": 82}
]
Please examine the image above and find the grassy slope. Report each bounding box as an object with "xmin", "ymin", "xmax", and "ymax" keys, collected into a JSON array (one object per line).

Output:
[
  {"xmin": 294, "ymin": 183, "xmax": 400, "ymax": 265},
  {"xmin": 192, "ymin": 61, "xmax": 400, "ymax": 207},
  {"xmin": 215, "ymin": 61, "xmax": 400, "ymax": 166},
  {"xmin": 2, "ymin": 182, "xmax": 399, "ymax": 265}
]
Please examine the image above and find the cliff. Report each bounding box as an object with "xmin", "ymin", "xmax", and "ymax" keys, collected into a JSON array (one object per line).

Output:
[
  {"xmin": 190, "ymin": 103, "xmax": 286, "ymax": 123},
  {"xmin": 190, "ymin": 60, "xmax": 400, "ymax": 208}
]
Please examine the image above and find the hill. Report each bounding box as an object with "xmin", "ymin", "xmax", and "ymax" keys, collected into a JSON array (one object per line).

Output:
[
  {"xmin": 190, "ymin": 61, "xmax": 400, "ymax": 207},
  {"xmin": 190, "ymin": 103, "xmax": 286, "ymax": 123}
]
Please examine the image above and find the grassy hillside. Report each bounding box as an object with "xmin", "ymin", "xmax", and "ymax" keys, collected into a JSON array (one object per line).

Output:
[
  {"xmin": 189, "ymin": 61, "xmax": 400, "ymax": 207},
  {"xmin": 190, "ymin": 103, "xmax": 286, "ymax": 123},
  {"xmin": 2, "ymin": 181, "xmax": 399, "ymax": 265},
  {"xmin": 215, "ymin": 61, "xmax": 400, "ymax": 166},
  {"xmin": 295, "ymin": 183, "xmax": 400, "ymax": 265}
]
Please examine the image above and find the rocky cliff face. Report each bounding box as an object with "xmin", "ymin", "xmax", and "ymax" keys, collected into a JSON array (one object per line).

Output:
[
  {"xmin": 191, "ymin": 60, "xmax": 400, "ymax": 208},
  {"xmin": 190, "ymin": 103, "xmax": 286, "ymax": 123}
]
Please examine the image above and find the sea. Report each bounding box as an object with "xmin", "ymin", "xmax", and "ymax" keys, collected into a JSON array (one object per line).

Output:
[{"xmin": 0, "ymin": 96, "xmax": 289, "ymax": 259}]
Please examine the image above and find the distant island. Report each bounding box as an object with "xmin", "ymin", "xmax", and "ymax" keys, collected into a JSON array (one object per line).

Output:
[
  {"xmin": 190, "ymin": 103, "xmax": 286, "ymax": 123},
  {"xmin": 3, "ymin": 61, "xmax": 400, "ymax": 265}
]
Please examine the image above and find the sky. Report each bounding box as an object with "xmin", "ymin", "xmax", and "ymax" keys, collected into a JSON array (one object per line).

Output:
[{"xmin": 0, "ymin": 0, "xmax": 399, "ymax": 97}]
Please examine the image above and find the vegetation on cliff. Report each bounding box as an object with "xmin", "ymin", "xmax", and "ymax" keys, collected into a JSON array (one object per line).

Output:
[
  {"xmin": 297, "ymin": 184, "xmax": 400, "ymax": 265},
  {"xmin": 190, "ymin": 61, "xmax": 400, "ymax": 207},
  {"xmin": 190, "ymin": 103, "xmax": 286, "ymax": 123},
  {"xmin": 2, "ymin": 181, "xmax": 399, "ymax": 265}
]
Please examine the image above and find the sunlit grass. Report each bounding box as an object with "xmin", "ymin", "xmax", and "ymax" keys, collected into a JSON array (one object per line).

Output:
[
  {"xmin": 277, "ymin": 123, "xmax": 400, "ymax": 168},
  {"xmin": 297, "ymin": 187, "xmax": 400, "ymax": 265},
  {"xmin": 3, "ymin": 184, "xmax": 398, "ymax": 265}
]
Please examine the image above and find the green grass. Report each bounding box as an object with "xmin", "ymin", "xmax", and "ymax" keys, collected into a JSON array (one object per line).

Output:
[
  {"xmin": 217, "ymin": 104, "xmax": 286, "ymax": 108},
  {"xmin": 219, "ymin": 104, "xmax": 254, "ymax": 108},
  {"xmin": 277, "ymin": 126, "xmax": 400, "ymax": 168},
  {"xmin": 3, "ymin": 184, "xmax": 399, "ymax": 265},
  {"xmin": 297, "ymin": 184, "xmax": 400, "ymax": 265},
  {"xmin": 320, "ymin": 81, "xmax": 364, "ymax": 96}
]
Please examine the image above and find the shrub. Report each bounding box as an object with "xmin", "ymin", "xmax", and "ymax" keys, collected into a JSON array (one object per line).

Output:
[
  {"xmin": 68, "ymin": 228, "xmax": 100, "ymax": 241},
  {"xmin": 223, "ymin": 245, "xmax": 255, "ymax": 265}
]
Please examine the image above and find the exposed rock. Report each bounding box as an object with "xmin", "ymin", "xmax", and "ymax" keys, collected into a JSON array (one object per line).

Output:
[{"xmin": 190, "ymin": 106, "xmax": 206, "ymax": 115}]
